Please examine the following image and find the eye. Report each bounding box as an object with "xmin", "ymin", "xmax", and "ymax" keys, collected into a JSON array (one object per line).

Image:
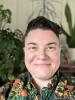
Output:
[
  {"xmin": 28, "ymin": 46, "xmax": 38, "ymax": 52},
  {"xmin": 47, "ymin": 46, "xmax": 56, "ymax": 51}
]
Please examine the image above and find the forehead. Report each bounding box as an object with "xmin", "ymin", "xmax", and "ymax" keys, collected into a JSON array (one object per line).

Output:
[{"xmin": 25, "ymin": 29, "xmax": 59, "ymax": 44}]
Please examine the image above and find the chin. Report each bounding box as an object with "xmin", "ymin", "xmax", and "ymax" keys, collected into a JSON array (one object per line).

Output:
[{"xmin": 35, "ymin": 72, "xmax": 53, "ymax": 80}]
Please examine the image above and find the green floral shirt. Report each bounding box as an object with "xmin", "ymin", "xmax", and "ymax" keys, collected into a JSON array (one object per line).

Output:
[{"xmin": 0, "ymin": 72, "xmax": 75, "ymax": 100}]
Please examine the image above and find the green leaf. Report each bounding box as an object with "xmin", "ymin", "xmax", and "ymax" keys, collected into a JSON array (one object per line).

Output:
[{"xmin": 65, "ymin": 3, "xmax": 72, "ymax": 34}]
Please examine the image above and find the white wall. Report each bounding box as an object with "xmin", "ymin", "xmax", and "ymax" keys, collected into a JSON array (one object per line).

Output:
[
  {"xmin": 14, "ymin": 0, "xmax": 62, "ymax": 33},
  {"xmin": 0, "ymin": 0, "xmax": 75, "ymax": 34}
]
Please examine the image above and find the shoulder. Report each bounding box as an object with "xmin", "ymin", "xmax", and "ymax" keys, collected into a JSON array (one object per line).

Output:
[
  {"xmin": 55, "ymin": 73, "xmax": 75, "ymax": 99},
  {"xmin": 60, "ymin": 73, "xmax": 75, "ymax": 86},
  {"xmin": 10, "ymin": 72, "xmax": 30, "ymax": 91},
  {"xmin": 0, "ymin": 81, "xmax": 13, "ymax": 99},
  {"xmin": 0, "ymin": 72, "xmax": 29, "ymax": 99}
]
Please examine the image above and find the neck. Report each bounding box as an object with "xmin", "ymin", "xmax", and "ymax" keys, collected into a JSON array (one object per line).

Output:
[{"xmin": 32, "ymin": 77, "xmax": 51, "ymax": 89}]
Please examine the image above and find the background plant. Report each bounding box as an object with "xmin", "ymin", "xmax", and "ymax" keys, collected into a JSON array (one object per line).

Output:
[
  {"xmin": 0, "ymin": 5, "xmax": 25, "ymax": 82},
  {"xmin": 64, "ymin": 3, "xmax": 75, "ymax": 48}
]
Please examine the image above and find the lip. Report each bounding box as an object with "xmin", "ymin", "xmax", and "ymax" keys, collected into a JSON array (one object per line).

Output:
[{"xmin": 35, "ymin": 64, "xmax": 50, "ymax": 66}]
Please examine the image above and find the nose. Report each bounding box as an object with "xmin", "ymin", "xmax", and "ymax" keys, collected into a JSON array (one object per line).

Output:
[{"xmin": 37, "ymin": 49, "xmax": 48, "ymax": 60}]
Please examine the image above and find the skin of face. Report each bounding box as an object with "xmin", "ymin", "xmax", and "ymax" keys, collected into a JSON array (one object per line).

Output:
[{"xmin": 24, "ymin": 29, "xmax": 61, "ymax": 84}]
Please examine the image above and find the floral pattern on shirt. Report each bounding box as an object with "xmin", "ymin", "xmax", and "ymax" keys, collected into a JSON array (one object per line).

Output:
[{"xmin": 0, "ymin": 72, "xmax": 75, "ymax": 100}]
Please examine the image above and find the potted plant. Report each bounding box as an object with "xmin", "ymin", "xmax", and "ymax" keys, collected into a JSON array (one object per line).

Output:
[
  {"xmin": 63, "ymin": 3, "xmax": 75, "ymax": 62},
  {"xmin": 0, "ymin": 5, "xmax": 25, "ymax": 84}
]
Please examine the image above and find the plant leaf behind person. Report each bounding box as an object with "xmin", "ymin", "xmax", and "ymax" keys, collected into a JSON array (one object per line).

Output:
[
  {"xmin": 65, "ymin": 3, "xmax": 75, "ymax": 48},
  {"xmin": 0, "ymin": 5, "xmax": 11, "ymax": 29},
  {"xmin": 0, "ymin": 5, "xmax": 25, "ymax": 82}
]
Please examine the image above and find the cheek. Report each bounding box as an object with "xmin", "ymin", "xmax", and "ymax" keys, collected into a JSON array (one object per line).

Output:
[
  {"xmin": 25, "ymin": 50, "xmax": 35, "ymax": 65},
  {"xmin": 49, "ymin": 51, "xmax": 61, "ymax": 62}
]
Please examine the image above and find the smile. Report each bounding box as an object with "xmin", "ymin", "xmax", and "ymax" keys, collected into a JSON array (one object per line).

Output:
[{"xmin": 35, "ymin": 64, "xmax": 50, "ymax": 66}]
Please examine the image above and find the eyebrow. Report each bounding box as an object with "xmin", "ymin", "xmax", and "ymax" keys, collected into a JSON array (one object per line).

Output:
[
  {"xmin": 27, "ymin": 42, "xmax": 57, "ymax": 46},
  {"xmin": 27, "ymin": 42, "xmax": 37, "ymax": 45},
  {"xmin": 47, "ymin": 42, "xmax": 57, "ymax": 46}
]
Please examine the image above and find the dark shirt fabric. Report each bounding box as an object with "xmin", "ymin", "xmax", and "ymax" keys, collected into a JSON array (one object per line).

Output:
[{"xmin": 0, "ymin": 71, "xmax": 75, "ymax": 100}]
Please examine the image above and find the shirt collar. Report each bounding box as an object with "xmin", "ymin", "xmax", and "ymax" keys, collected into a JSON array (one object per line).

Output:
[{"xmin": 26, "ymin": 71, "xmax": 61, "ymax": 90}]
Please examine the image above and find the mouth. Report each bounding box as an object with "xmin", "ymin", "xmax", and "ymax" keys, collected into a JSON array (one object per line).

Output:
[{"xmin": 35, "ymin": 64, "xmax": 51, "ymax": 67}]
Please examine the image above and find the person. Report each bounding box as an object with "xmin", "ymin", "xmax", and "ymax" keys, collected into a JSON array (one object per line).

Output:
[{"xmin": 0, "ymin": 16, "xmax": 75, "ymax": 100}]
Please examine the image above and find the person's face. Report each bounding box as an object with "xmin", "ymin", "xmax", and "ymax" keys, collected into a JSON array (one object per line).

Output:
[{"xmin": 24, "ymin": 29, "xmax": 61, "ymax": 80}]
